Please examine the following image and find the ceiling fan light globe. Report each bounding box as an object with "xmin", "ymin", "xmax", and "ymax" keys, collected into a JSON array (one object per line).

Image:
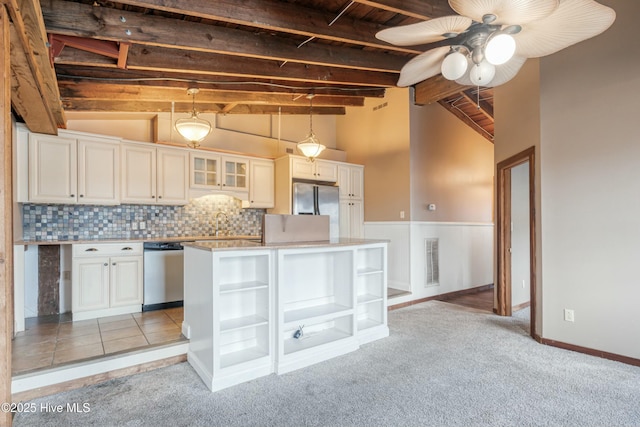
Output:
[
  {"xmin": 441, "ymin": 51, "xmax": 468, "ymax": 80},
  {"xmin": 470, "ymin": 61, "xmax": 496, "ymax": 86},
  {"xmin": 485, "ymin": 33, "xmax": 516, "ymax": 65}
]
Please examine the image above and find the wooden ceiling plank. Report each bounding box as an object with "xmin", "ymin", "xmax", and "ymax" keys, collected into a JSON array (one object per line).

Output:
[
  {"xmin": 111, "ymin": 0, "xmax": 423, "ymax": 55},
  {"xmin": 414, "ymin": 74, "xmax": 471, "ymax": 105},
  {"xmin": 54, "ymin": 66, "xmax": 387, "ymax": 98},
  {"xmin": 50, "ymin": 34, "xmax": 120, "ymax": 58},
  {"xmin": 117, "ymin": 42, "xmax": 130, "ymax": 69},
  {"xmin": 220, "ymin": 103, "xmax": 238, "ymax": 114},
  {"xmin": 54, "ymin": 45, "xmax": 398, "ymax": 88},
  {"xmin": 352, "ymin": 0, "xmax": 455, "ymax": 20},
  {"xmin": 61, "ymin": 99, "xmax": 346, "ymax": 115},
  {"xmin": 4, "ymin": 0, "xmax": 65, "ymax": 130},
  {"xmin": 41, "ymin": 0, "xmax": 407, "ymax": 73},
  {"xmin": 462, "ymin": 89, "xmax": 494, "ymax": 119},
  {"xmin": 438, "ymin": 99, "xmax": 493, "ymax": 142},
  {"xmin": 57, "ymin": 81, "xmax": 365, "ymax": 107}
]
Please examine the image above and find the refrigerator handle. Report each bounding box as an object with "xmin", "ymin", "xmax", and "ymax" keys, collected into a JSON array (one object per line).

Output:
[{"xmin": 313, "ymin": 186, "xmax": 320, "ymax": 215}]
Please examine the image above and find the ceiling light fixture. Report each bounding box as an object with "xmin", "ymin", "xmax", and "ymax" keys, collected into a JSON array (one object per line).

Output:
[
  {"xmin": 175, "ymin": 88, "xmax": 212, "ymax": 148},
  {"xmin": 297, "ymin": 94, "xmax": 325, "ymax": 162}
]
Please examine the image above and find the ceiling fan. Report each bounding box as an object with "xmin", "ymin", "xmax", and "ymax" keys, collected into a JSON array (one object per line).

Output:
[{"xmin": 376, "ymin": 0, "xmax": 616, "ymax": 88}]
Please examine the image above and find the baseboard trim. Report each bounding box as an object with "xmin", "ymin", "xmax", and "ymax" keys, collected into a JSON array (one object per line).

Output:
[
  {"xmin": 388, "ymin": 284, "xmax": 494, "ymax": 311},
  {"xmin": 12, "ymin": 354, "xmax": 187, "ymax": 402},
  {"xmin": 512, "ymin": 301, "xmax": 530, "ymax": 312},
  {"xmin": 540, "ymin": 338, "xmax": 640, "ymax": 367}
]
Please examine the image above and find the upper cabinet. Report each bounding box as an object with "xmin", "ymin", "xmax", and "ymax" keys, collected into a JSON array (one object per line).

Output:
[
  {"xmin": 190, "ymin": 152, "xmax": 249, "ymax": 194},
  {"xmin": 337, "ymin": 164, "xmax": 363, "ymax": 200},
  {"xmin": 28, "ymin": 131, "xmax": 120, "ymax": 205},
  {"xmin": 249, "ymin": 159, "xmax": 275, "ymax": 208},
  {"xmin": 121, "ymin": 143, "xmax": 188, "ymax": 205},
  {"xmin": 290, "ymin": 156, "xmax": 338, "ymax": 182}
]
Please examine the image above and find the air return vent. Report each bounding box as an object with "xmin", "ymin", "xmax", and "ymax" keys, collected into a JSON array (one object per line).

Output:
[{"xmin": 425, "ymin": 238, "xmax": 440, "ymax": 287}]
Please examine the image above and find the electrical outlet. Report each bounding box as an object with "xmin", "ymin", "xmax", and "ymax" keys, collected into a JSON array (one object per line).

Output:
[
  {"xmin": 63, "ymin": 271, "xmax": 71, "ymax": 280},
  {"xmin": 564, "ymin": 309, "xmax": 575, "ymax": 322},
  {"xmin": 522, "ymin": 279, "xmax": 526, "ymax": 288},
  {"xmin": 400, "ymin": 211, "xmax": 405, "ymax": 219}
]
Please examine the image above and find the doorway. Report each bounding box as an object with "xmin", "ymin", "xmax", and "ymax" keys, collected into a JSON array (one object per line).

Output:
[{"xmin": 496, "ymin": 147, "xmax": 536, "ymax": 339}]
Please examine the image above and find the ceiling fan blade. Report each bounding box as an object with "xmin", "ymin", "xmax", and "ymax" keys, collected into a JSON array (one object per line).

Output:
[
  {"xmin": 449, "ymin": 0, "xmax": 559, "ymax": 26},
  {"xmin": 514, "ymin": 0, "xmax": 616, "ymax": 58},
  {"xmin": 376, "ymin": 16, "xmax": 472, "ymax": 46},
  {"xmin": 455, "ymin": 56, "xmax": 527, "ymax": 87},
  {"xmin": 397, "ymin": 47, "xmax": 450, "ymax": 87}
]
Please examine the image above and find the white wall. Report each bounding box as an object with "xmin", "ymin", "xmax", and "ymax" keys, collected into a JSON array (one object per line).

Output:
[{"xmin": 538, "ymin": 0, "xmax": 640, "ymax": 358}]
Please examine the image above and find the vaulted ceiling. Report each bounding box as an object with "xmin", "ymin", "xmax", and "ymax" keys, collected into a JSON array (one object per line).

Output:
[{"xmin": 6, "ymin": 0, "xmax": 494, "ymax": 141}]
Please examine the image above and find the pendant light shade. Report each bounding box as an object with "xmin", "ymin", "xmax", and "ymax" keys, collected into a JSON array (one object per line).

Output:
[
  {"xmin": 175, "ymin": 88, "xmax": 212, "ymax": 148},
  {"xmin": 297, "ymin": 94, "xmax": 325, "ymax": 162}
]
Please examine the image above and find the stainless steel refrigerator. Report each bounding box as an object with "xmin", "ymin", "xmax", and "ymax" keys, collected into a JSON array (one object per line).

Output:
[{"xmin": 292, "ymin": 182, "xmax": 340, "ymax": 239}]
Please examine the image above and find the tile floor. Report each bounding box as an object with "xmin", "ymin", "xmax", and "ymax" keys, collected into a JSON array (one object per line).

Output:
[{"xmin": 12, "ymin": 307, "xmax": 186, "ymax": 375}]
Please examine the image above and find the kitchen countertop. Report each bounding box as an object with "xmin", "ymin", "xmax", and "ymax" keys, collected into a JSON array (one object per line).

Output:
[
  {"xmin": 14, "ymin": 235, "xmax": 262, "ymax": 246},
  {"xmin": 182, "ymin": 238, "xmax": 388, "ymax": 252}
]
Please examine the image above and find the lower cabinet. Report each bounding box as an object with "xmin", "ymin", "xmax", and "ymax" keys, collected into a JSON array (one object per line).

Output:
[
  {"xmin": 72, "ymin": 243, "xmax": 143, "ymax": 321},
  {"xmin": 183, "ymin": 242, "xmax": 388, "ymax": 392},
  {"xmin": 339, "ymin": 199, "xmax": 364, "ymax": 238}
]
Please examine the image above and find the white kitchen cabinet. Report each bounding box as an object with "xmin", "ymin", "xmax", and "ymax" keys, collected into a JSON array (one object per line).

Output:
[
  {"xmin": 355, "ymin": 243, "xmax": 388, "ymax": 345},
  {"xmin": 183, "ymin": 247, "xmax": 273, "ymax": 392},
  {"xmin": 249, "ymin": 159, "xmax": 274, "ymax": 208},
  {"xmin": 121, "ymin": 143, "xmax": 188, "ymax": 205},
  {"xmin": 72, "ymin": 243, "xmax": 143, "ymax": 321},
  {"xmin": 291, "ymin": 156, "xmax": 338, "ymax": 182},
  {"xmin": 28, "ymin": 132, "xmax": 120, "ymax": 204},
  {"xmin": 190, "ymin": 152, "xmax": 249, "ymax": 194},
  {"xmin": 340, "ymin": 199, "xmax": 364, "ymax": 239},
  {"xmin": 337, "ymin": 164, "xmax": 363, "ymax": 200},
  {"xmin": 276, "ymin": 246, "xmax": 358, "ymax": 374}
]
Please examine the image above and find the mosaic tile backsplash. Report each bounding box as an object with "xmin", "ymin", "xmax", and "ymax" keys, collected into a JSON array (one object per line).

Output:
[{"xmin": 22, "ymin": 195, "xmax": 264, "ymax": 241}]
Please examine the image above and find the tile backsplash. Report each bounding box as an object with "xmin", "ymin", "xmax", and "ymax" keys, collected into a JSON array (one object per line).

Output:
[{"xmin": 22, "ymin": 195, "xmax": 264, "ymax": 241}]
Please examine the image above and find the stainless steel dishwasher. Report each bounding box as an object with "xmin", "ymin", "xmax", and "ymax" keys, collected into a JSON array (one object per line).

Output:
[{"xmin": 143, "ymin": 241, "xmax": 186, "ymax": 311}]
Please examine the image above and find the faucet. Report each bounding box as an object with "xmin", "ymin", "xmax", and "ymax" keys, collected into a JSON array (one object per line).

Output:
[{"xmin": 214, "ymin": 211, "xmax": 228, "ymax": 237}]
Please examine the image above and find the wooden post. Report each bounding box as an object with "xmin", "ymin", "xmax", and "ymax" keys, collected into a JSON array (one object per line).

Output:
[{"xmin": 0, "ymin": 5, "xmax": 14, "ymax": 426}]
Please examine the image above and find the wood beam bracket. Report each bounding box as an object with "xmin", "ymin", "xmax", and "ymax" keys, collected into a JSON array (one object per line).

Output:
[{"xmin": 48, "ymin": 34, "xmax": 130, "ymax": 69}]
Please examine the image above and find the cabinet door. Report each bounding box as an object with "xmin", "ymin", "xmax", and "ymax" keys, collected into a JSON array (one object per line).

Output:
[
  {"xmin": 349, "ymin": 167, "xmax": 364, "ymax": 200},
  {"xmin": 190, "ymin": 152, "xmax": 221, "ymax": 189},
  {"xmin": 110, "ymin": 256, "xmax": 143, "ymax": 307},
  {"xmin": 249, "ymin": 159, "xmax": 274, "ymax": 208},
  {"xmin": 77, "ymin": 139, "xmax": 120, "ymax": 204},
  {"xmin": 349, "ymin": 200, "xmax": 364, "ymax": 238},
  {"xmin": 337, "ymin": 165, "xmax": 351, "ymax": 199},
  {"xmin": 28, "ymin": 133, "xmax": 77, "ymax": 203},
  {"xmin": 72, "ymin": 257, "xmax": 110, "ymax": 312},
  {"xmin": 339, "ymin": 200, "xmax": 351, "ymax": 238},
  {"xmin": 290, "ymin": 157, "xmax": 316, "ymax": 180},
  {"xmin": 222, "ymin": 156, "xmax": 249, "ymax": 192},
  {"xmin": 121, "ymin": 143, "xmax": 157, "ymax": 204},
  {"xmin": 157, "ymin": 147, "xmax": 189, "ymax": 205},
  {"xmin": 314, "ymin": 160, "xmax": 338, "ymax": 182}
]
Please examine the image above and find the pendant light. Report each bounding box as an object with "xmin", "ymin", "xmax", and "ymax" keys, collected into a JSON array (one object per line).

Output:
[
  {"xmin": 297, "ymin": 94, "xmax": 325, "ymax": 162},
  {"xmin": 175, "ymin": 88, "xmax": 212, "ymax": 148}
]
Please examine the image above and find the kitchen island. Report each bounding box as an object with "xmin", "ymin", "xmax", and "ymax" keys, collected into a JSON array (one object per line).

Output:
[{"xmin": 182, "ymin": 238, "xmax": 389, "ymax": 392}]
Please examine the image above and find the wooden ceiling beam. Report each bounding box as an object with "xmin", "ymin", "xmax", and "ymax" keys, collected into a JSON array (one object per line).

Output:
[
  {"xmin": 61, "ymin": 99, "xmax": 346, "ymax": 115},
  {"xmin": 352, "ymin": 0, "xmax": 455, "ymax": 20},
  {"xmin": 54, "ymin": 45, "xmax": 399, "ymax": 88},
  {"xmin": 438, "ymin": 98, "xmax": 493, "ymax": 142},
  {"xmin": 57, "ymin": 82, "xmax": 365, "ymax": 107},
  {"xmin": 110, "ymin": 0, "xmax": 424, "ymax": 55},
  {"xmin": 54, "ymin": 66, "xmax": 387, "ymax": 98},
  {"xmin": 414, "ymin": 74, "xmax": 471, "ymax": 105},
  {"xmin": 3, "ymin": 0, "xmax": 65, "ymax": 131},
  {"xmin": 41, "ymin": 0, "xmax": 407, "ymax": 73},
  {"xmin": 462, "ymin": 89, "xmax": 494, "ymax": 118}
]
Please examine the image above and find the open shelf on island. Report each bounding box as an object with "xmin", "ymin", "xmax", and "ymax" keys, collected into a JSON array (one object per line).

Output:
[
  {"xmin": 357, "ymin": 293, "xmax": 383, "ymax": 305},
  {"xmin": 284, "ymin": 303, "xmax": 352, "ymax": 325},
  {"xmin": 220, "ymin": 346, "xmax": 269, "ymax": 369},
  {"xmin": 221, "ymin": 314, "xmax": 269, "ymax": 333},
  {"xmin": 220, "ymin": 281, "xmax": 268, "ymax": 294},
  {"xmin": 283, "ymin": 315, "xmax": 353, "ymax": 355},
  {"xmin": 357, "ymin": 318, "xmax": 383, "ymax": 331},
  {"xmin": 356, "ymin": 300, "xmax": 384, "ymax": 331},
  {"xmin": 357, "ymin": 267, "xmax": 384, "ymax": 276}
]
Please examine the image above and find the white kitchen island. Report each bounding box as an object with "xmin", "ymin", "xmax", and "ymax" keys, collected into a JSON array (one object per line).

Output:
[{"xmin": 182, "ymin": 238, "xmax": 389, "ymax": 392}]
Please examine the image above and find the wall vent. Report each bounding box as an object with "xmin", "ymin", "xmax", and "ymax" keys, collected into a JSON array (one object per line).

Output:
[
  {"xmin": 425, "ymin": 238, "xmax": 440, "ymax": 287},
  {"xmin": 372, "ymin": 101, "xmax": 388, "ymax": 111}
]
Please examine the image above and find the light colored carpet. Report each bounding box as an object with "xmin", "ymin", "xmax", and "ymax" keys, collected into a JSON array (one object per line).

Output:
[{"xmin": 14, "ymin": 301, "xmax": 640, "ymax": 427}]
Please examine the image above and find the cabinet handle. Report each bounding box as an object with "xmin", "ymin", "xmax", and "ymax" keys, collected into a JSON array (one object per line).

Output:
[
  {"xmin": 112, "ymin": 262, "xmax": 116, "ymax": 266},
  {"xmin": 158, "ymin": 195, "xmax": 162, "ymax": 199},
  {"xmin": 103, "ymin": 263, "xmax": 108, "ymax": 266},
  {"xmin": 70, "ymin": 194, "xmax": 75, "ymax": 197},
  {"xmin": 151, "ymin": 195, "xmax": 155, "ymax": 198},
  {"xmin": 85, "ymin": 248, "xmax": 98, "ymax": 252},
  {"xmin": 79, "ymin": 194, "xmax": 84, "ymax": 198},
  {"xmin": 121, "ymin": 247, "xmax": 133, "ymax": 251}
]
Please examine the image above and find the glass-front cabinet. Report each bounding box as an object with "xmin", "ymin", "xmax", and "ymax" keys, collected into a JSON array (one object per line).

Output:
[{"xmin": 190, "ymin": 153, "xmax": 249, "ymax": 192}]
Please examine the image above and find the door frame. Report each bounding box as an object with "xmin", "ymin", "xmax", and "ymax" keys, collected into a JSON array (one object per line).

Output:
[{"xmin": 496, "ymin": 146, "xmax": 537, "ymax": 339}]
